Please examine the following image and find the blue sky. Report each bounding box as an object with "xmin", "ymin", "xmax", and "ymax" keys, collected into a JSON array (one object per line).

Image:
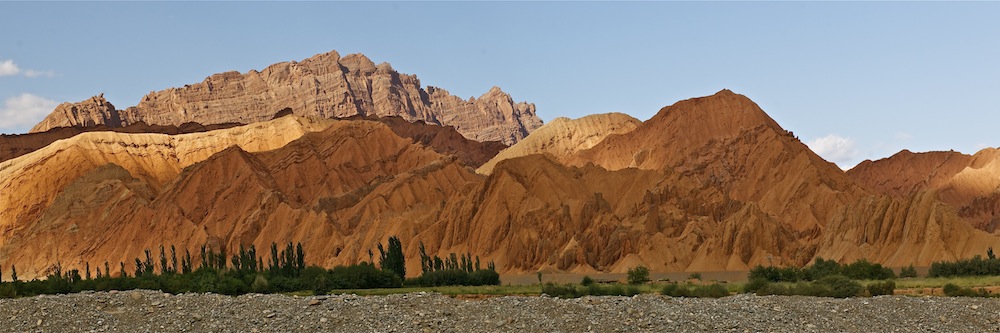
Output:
[{"xmin": 1, "ymin": 2, "xmax": 997, "ymax": 169}]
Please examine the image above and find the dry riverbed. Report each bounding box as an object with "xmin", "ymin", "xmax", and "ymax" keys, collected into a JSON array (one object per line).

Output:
[{"xmin": 2, "ymin": 290, "xmax": 999, "ymax": 332}]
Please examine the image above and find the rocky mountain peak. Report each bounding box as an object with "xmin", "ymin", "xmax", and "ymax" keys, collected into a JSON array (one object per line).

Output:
[
  {"xmin": 29, "ymin": 50, "xmax": 543, "ymax": 145},
  {"xmin": 30, "ymin": 94, "xmax": 121, "ymax": 133}
]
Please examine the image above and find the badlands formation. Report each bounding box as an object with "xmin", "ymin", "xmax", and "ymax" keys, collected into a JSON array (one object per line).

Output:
[
  {"xmin": 30, "ymin": 51, "xmax": 542, "ymax": 145},
  {"xmin": 849, "ymin": 148, "xmax": 1000, "ymax": 231},
  {"xmin": 2, "ymin": 51, "xmax": 999, "ymax": 280},
  {"xmin": 476, "ymin": 113, "xmax": 641, "ymax": 175}
]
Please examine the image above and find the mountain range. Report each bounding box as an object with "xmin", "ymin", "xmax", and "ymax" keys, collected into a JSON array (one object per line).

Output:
[{"xmin": 1, "ymin": 50, "xmax": 998, "ymax": 279}]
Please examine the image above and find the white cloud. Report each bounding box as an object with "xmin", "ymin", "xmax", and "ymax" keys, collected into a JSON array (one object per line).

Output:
[
  {"xmin": 0, "ymin": 59, "xmax": 20, "ymax": 76},
  {"xmin": 24, "ymin": 69, "xmax": 56, "ymax": 78},
  {"xmin": 0, "ymin": 93, "xmax": 59, "ymax": 132},
  {"xmin": 0, "ymin": 58, "xmax": 55, "ymax": 78},
  {"xmin": 807, "ymin": 134, "xmax": 860, "ymax": 169}
]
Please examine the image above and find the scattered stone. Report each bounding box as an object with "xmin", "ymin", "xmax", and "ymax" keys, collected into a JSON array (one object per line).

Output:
[{"xmin": 0, "ymin": 291, "xmax": 996, "ymax": 332}]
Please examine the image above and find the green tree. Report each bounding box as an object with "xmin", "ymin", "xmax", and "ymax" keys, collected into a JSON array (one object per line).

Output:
[
  {"xmin": 170, "ymin": 245, "xmax": 178, "ymax": 274},
  {"xmin": 296, "ymin": 243, "xmax": 305, "ymax": 273},
  {"xmin": 418, "ymin": 242, "xmax": 431, "ymax": 273},
  {"xmin": 627, "ymin": 265, "xmax": 651, "ymax": 284},
  {"xmin": 900, "ymin": 264, "xmax": 918, "ymax": 278},
  {"xmin": 159, "ymin": 245, "xmax": 169, "ymax": 274},
  {"xmin": 378, "ymin": 236, "xmax": 406, "ymax": 279}
]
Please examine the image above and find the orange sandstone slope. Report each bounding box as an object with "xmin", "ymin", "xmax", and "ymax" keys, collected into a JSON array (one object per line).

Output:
[
  {"xmin": 0, "ymin": 116, "xmax": 337, "ymax": 244},
  {"xmin": 848, "ymin": 148, "xmax": 1000, "ymax": 231},
  {"xmin": 366, "ymin": 116, "xmax": 507, "ymax": 169},
  {"xmin": 419, "ymin": 90, "xmax": 999, "ymax": 273},
  {"xmin": 0, "ymin": 95, "xmax": 243, "ymax": 164},
  {"xmin": 476, "ymin": 113, "xmax": 641, "ymax": 175},
  {"xmin": 565, "ymin": 90, "xmax": 999, "ymax": 268},
  {"xmin": 848, "ymin": 150, "xmax": 974, "ymax": 198},
  {"xmin": 4, "ymin": 90, "xmax": 998, "ymax": 278},
  {"xmin": 0, "ymin": 119, "xmax": 482, "ymax": 278},
  {"xmin": 30, "ymin": 51, "xmax": 542, "ymax": 145},
  {"xmin": 572, "ymin": 90, "xmax": 864, "ymax": 231}
]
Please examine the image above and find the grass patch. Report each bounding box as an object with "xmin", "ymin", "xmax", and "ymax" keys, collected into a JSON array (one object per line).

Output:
[
  {"xmin": 661, "ymin": 282, "xmax": 729, "ymax": 298},
  {"xmin": 894, "ymin": 275, "xmax": 1000, "ymax": 289},
  {"xmin": 327, "ymin": 284, "xmax": 542, "ymax": 296}
]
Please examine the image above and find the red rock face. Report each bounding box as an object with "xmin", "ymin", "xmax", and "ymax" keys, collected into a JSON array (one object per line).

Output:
[
  {"xmin": 4, "ymin": 90, "xmax": 999, "ymax": 280},
  {"xmin": 29, "ymin": 51, "xmax": 542, "ymax": 145},
  {"xmin": 848, "ymin": 148, "xmax": 1000, "ymax": 231},
  {"xmin": 2, "ymin": 118, "xmax": 241, "ymax": 164},
  {"xmin": 362, "ymin": 115, "xmax": 507, "ymax": 169},
  {"xmin": 29, "ymin": 94, "xmax": 122, "ymax": 132}
]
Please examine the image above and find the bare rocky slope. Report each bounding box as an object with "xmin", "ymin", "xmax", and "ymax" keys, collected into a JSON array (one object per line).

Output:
[
  {"xmin": 476, "ymin": 113, "xmax": 641, "ymax": 175},
  {"xmin": 30, "ymin": 51, "xmax": 542, "ymax": 145},
  {"xmin": 1, "ymin": 116, "xmax": 483, "ymax": 278},
  {"xmin": 365, "ymin": 116, "xmax": 507, "ymax": 169},
  {"xmin": 3, "ymin": 90, "xmax": 998, "ymax": 280},
  {"xmin": 849, "ymin": 148, "xmax": 1000, "ymax": 231},
  {"xmin": 0, "ymin": 95, "xmax": 240, "ymax": 163}
]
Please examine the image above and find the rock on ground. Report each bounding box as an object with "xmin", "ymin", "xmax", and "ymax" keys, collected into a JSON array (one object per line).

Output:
[{"xmin": 1, "ymin": 290, "xmax": 999, "ymax": 332}]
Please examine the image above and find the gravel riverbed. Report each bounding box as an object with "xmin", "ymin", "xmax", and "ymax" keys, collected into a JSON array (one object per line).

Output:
[{"xmin": 2, "ymin": 290, "xmax": 999, "ymax": 332}]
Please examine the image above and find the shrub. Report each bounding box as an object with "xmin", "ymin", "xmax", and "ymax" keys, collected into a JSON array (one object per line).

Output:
[
  {"xmin": 469, "ymin": 269, "xmax": 500, "ymax": 286},
  {"xmin": 841, "ymin": 259, "xmax": 895, "ymax": 280},
  {"xmin": 929, "ymin": 254, "xmax": 1000, "ymax": 278},
  {"xmin": 942, "ymin": 283, "xmax": 991, "ymax": 297},
  {"xmin": 663, "ymin": 283, "xmax": 728, "ymax": 298},
  {"xmin": 581, "ymin": 276, "xmax": 595, "ymax": 286},
  {"xmin": 818, "ymin": 275, "xmax": 862, "ymax": 298},
  {"xmin": 544, "ymin": 282, "xmax": 641, "ymax": 298},
  {"xmin": 251, "ymin": 274, "xmax": 270, "ymax": 293},
  {"xmin": 746, "ymin": 276, "xmax": 862, "ymax": 298},
  {"xmin": 624, "ymin": 285, "xmax": 642, "ymax": 296},
  {"xmin": 743, "ymin": 278, "xmax": 772, "ymax": 294},
  {"xmin": 216, "ymin": 276, "xmax": 248, "ymax": 295},
  {"xmin": 788, "ymin": 281, "xmax": 829, "ymax": 296},
  {"xmin": 330, "ymin": 262, "xmax": 401, "ymax": 289},
  {"xmin": 627, "ymin": 266, "xmax": 650, "ymax": 285},
  {"xmin": 942, "ymin": 283, "xmax": 961, "ymax": 296},
  {"xmin": 899, "ymin": 265, "xmax": 918, "ymax": 278},
  {"xmin": 605, "ymin": 284, "xmax": 626, "ymax": 296},
  {"xmin": 407, "ymin": 269, "xmax": 501, "ymax": 287},
  {"xmin": 300, "ymin": 266, "xmax": 330, "ymax": 295},
  {"xmin": 0, "ymin": 283, "xmax": 15, "ymax": 298},
  {"xmin": 865, "ymin": 280, "xmax": 895, "ymax": 296},
  {"xmin": 751, "ymin": 259, "xmax": 895, "ymax": 283},
  {"xmin": 692, "ymin": 284, "xmax": 730, "ymax": 298},
  {"xmin": 749, "ymin": 265, "xmax": 802, "ymax": 282},
  {"xmin": 661, "ymin": 283, "xmax": 691, "ymax": 297},
  {"xmin": 542, "ymin": 283, "xmax": 583, "ymax": 298},
  {"xmin": 803, "ymin": 257, "xmax": 841, "ymax": 281}
]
